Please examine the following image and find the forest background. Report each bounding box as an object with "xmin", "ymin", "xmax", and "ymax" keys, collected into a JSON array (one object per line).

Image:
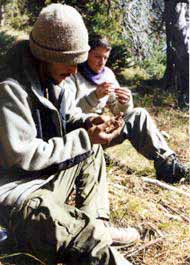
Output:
[{"xmin": 0, "ymin": 0, "xmax": 189, "ymax": 265}]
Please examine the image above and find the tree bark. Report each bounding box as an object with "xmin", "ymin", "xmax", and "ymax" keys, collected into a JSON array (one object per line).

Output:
[
  {"xmin": 0, "ymin": 5, "xmax": 5, "ymax": 27},
  {"xmin": 164, "ymin": 0, "xmax": 189, "ymax": 108}
]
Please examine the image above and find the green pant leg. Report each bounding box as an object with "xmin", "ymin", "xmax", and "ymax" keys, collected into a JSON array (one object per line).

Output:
[
  {"xmin": 11, "ymin": 189, "xmax": 131, "ymax": 265},
  {"xmin": 75, "ymin": 144, "xmax": 110, "ymax": 219},
  {"xmin": 47, "ymin": 144, "xmax": 110, "ymax": 219},
  {"xmin": 8, "ymin": 146, "xmax": 131, "ymax": 265},
  {"xmin": 110, "ymin": 107, "xmax": 174, "ymax": 161}
]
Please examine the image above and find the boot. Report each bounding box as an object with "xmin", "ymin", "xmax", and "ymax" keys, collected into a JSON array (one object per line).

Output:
[
  {"xmin": 155, "ymin": 154, "xmax": 189, "ymax": 184},
  {"xmin": 104, "ymin": 222, "xmax": 140, "ymax": 247}
]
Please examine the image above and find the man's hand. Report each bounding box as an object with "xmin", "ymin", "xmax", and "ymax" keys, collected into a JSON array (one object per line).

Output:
[
  {"xmin": 96, "ymin": 82, "xmax": 114, "ymax": 99},
  {"xmin": 87, "ymin": 114, "xmax": 124, "ymax": 145},
  {"xmin": 114, "ymin": 87, "xmax": 131, "ymax": 105},
  {"xmin": 88, "ymin": 115, "xmax": 111, "ymax": 125}
]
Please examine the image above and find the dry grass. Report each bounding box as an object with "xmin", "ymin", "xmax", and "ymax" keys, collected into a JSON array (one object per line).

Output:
[
  {"xmin": 107, "ymin": 165, "xmax": 190, "ymax": 265},
  {"xmin": 106, "ymin": 92, "xmax": 190, "ymax": 265}
]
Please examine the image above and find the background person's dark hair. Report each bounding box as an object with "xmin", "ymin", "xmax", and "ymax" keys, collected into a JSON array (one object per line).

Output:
[{"xmin": 89, "ymin": 34, "xmax": 112, "ymax": 51}]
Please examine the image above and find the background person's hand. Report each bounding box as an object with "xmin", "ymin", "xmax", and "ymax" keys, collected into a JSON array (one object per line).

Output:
[
  {"xmin": 96, "ymin": 82, "xmax": 114, "ymax": 99},
  {"xmin": 114, "ymin": 87, "xmax": 131, "ymax": 105}
]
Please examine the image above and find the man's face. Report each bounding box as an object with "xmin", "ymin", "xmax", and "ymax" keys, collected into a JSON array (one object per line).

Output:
[
  {"xmin": 48, "ymin": 63, "xmax": 77, "ymax": 85},
  {"xmin": 88, "ymin": 47, "xmax": 110, "ymax": 74}
]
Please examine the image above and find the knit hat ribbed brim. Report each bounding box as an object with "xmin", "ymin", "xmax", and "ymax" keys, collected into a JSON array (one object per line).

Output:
[{"xmin": 29, "ymin": 4, "xmax": 90, "ymax": 65}]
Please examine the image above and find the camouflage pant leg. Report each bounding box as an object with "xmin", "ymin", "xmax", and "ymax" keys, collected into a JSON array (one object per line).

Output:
[
  {"xmin": 12, "ymin": 189, "xmax": 131, "ymax": 265},
  {"xmin": 45, "ymin": 144, "xmax": 110, "ymax": 219},
  {"xmin": 9, "ymin": 144, "xmax": 114, "ymax": 264}
]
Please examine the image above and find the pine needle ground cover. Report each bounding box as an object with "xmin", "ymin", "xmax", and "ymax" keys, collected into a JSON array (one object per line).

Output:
[{"xmin": 106, "ymin": 91, "xmax": 189, "ymax": 265}]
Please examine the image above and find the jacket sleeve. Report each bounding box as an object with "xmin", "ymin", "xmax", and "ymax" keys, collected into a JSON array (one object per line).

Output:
[
  {"xmin": 63, "ymin": 79, "xmax": 98, "ymax": 131},
  {"xmin": 77, "ymin": 90, "xmax": 100, "ymax": 114},
  {"xmin": 64, "ymin": 74, "xmax": 101, "ymax": 114},
  {"xmin": 0, "ymin": 82, "xmax": 92, "ymax": 172}
]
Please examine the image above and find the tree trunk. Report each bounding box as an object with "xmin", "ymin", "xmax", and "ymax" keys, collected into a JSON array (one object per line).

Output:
[
  {"xmin": 0, "ymin": 5, "xmax": 5, "ymax": 27},
  {"xmin": 164, "ymin": 0, "xmax": 189, "ymax": 108}
]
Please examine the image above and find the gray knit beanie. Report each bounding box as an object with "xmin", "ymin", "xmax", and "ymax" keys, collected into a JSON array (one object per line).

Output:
[{"xmin": 29, "ymin": 4, "xmax": 90, "ymax": 65}]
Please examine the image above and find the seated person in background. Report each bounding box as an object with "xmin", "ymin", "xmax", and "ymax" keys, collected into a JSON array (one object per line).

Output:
[
  {"xmin": 0, "ymin": 4, "xmax": 139, "ymax": 265},
  {"xmin": 64, "ymin": 34, "xmax": 189, "ymax": 184}
]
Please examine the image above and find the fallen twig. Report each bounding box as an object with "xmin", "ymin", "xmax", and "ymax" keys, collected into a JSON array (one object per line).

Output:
[
  {"xmin": 159, "ymin": 201, "xmax": 190, "ymax": 223},
  {"xmin": 109, "ymin": 182, "xmax": 128, "ymax": 192},
  {"xmin": 142, "ymin": 177, "xmax": 190, "ymax": 198},
  {"xmin": 125, "ymin": 237, "xmax": 164, "ymax": 258},
  {"xmin": 0, "ymin": 252, "xmax": 46, "ymax": 265},
  {"xmin": 159, "ymin": 205, "xmax": 184, "ymax": 222}
]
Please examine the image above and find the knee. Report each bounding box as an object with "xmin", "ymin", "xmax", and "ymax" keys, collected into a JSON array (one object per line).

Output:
[
  {"xmin": 133, "ymin": 107, "xmax": 149, "ymax": 116},
  {"xmin": 127, "ymin": 107, "xmax": 150, "ymax": 119}
]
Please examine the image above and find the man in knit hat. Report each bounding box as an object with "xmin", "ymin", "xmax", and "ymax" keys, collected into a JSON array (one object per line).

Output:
[
  {"xmin": 64, "ymin": 34, "xmax": 189, "ymax": 184},
  {"xmin": 0, "ymin": 4, "xmax": 138, "ymax": 265}
]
